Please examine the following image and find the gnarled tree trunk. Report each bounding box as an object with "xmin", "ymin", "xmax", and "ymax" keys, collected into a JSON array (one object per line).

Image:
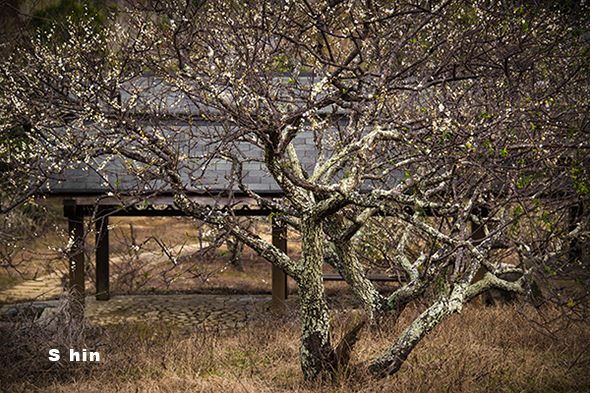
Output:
[{"xmin": 296, "ymin": 215, "xmax": 333, "ymax": 379}]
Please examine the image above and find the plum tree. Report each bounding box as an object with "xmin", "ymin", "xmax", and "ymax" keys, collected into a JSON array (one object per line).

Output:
[{"xmin": 1, "ymin": 0, "xmax": 588, "ymax": 380}]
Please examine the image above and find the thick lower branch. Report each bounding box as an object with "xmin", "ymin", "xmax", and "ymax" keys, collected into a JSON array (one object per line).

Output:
[
  {"xmin": 324, "ymin": 242, "xmax": 388, "ymax": 320},
  {"xmin": 463, "ymin": 269, "xmax": 531, "ymax": 302},
  {"xmin": 323, "ymin": 214, "xmax": 388, "ymax": 319},
  {"xmin": 362, "ymin": 281, "xmax": 466, "ymax": 377}
]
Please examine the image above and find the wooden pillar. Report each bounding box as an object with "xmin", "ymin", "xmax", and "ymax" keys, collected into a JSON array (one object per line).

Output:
[
  {"xmin": 471, "ymin": 206, "xmax": 488, "ymax": 283},
  {"xmin": 64, "ymin": 200, "xmax": 85, "ymax": 313},
  {"xmin": 569, "ymin": 203, "xmax": 584, "ymax": 263},
  {"xmin": 470, "ymin": 207, "xmax": 490, "ymax": 306},
  {"xmin": 271, "ymin": 217, "xmax": 288, "ymax": 309},
  {"xmin": 470, "ymin": 207, "xmax": 488, "ymax": 245},
  {"xmin": 95, "ymin": 214, "xmax": 110, "ymax": 301}
]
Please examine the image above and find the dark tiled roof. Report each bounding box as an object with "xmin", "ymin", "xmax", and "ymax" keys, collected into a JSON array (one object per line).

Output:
[{"xmin": 45, "ymin": 126, "xmax": 317, "ymax": 196}]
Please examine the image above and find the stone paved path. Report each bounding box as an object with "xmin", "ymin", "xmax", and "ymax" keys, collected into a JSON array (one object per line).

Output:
[
  {"xmin": 1, "ymin": 293, "xmax": 297, "ymax": 329},
  {"xmin": 0, "ymin": 275, "xmax": 298, "ymax": 329},
  {"xmin": 85, "ymin": 293, "xmax": 288, "ymax": 329},
  {"xmin": 0, "ymin": 265, "xmax": 364, "ymax": 329},
  {"xmin": 0, "ymin": 294, "xmax": 295, "ymax": 330}
]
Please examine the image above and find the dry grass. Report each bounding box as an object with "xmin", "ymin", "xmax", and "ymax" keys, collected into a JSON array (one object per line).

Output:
[
  {"xmin": 2, "ymin": 217, "xmax": 589, "ymax": 392},
  {"xmin": 1, "ymin": 301, "xmax": 589, "ymax": 393}
]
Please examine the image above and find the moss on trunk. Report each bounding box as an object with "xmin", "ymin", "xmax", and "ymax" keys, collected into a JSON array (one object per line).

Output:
[{"xmin": 297, "ymin": 215, "xmax": 333, "ymax": 380}]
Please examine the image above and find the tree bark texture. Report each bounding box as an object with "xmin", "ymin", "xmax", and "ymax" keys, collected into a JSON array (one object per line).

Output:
[{"xmin": 296, "ymin": 215, "xmax": 333, "ymax": 380}]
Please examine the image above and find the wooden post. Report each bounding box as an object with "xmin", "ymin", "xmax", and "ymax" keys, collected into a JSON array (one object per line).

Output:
[
  {"xmin": 471, "ymin": 206, "xmax": 488, "ymax": 283},
  {"xmin": 271, "ymin": 217, "xmax": 288, "ymax": 309},
  {"xmin": 569, "ymin": 203, "xmax": 584, "ymax": 263},
  {"xmin": 64, "ymin": 200, "xmax": 85, "ymax": 314},
  {"xmin": 470, "ymin": 207, "xmax": 488, "ymax": 245},
  {"xmin": 95, "ymin": 214, "xmax": 110, "ymax": 301},
  {"xmin": 471, "ymin": 206, "xmax": 490, "ymax": 305}
]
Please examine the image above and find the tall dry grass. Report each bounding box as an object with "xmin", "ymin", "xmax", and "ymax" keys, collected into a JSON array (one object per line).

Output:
[{"xmin": 1, "ymin": 300, "xmax": 589, "ymax": 393}]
